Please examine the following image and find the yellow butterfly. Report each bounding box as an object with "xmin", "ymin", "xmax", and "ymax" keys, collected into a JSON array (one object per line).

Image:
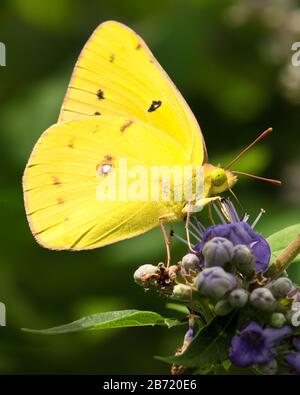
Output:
[{"xmin": 23, "ymin": 21, "xmax": 276, "ymax": 254}]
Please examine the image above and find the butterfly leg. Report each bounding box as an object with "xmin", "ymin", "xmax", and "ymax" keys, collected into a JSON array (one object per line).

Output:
[
  {"xmin": 185, "ymin": 205, "xmax": 196, "ymax": 253},
  {"xmin": 207, "ymin": 202, "xmax": 216, "ymax": 225},
  {"xmin": 182, "ymin": 196, "xmax": 220, "ymax": 214},
  {"xmin": 183, "ymin": 197, "xmax": 221, "ymax": 245},
  {"xmin": 159, "ymin": 217, "xmax": 171, "ymax": 267}
]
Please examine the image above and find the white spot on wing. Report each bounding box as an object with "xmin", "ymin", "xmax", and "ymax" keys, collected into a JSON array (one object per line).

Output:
[{"xmin": 98, "ymin": 164, "xmax": 112, "ymax": 176}]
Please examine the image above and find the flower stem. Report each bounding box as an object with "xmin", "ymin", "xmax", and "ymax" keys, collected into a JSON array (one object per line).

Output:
[
  {"xmin": 190, "ymin": 294, "xmax": 215, "ymax": 323},
  {"xmin": 265, "ymin": 234, "xmax": 300, "ymax": 279}
]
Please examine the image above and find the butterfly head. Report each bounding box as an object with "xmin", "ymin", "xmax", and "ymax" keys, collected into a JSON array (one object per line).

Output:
[{"xmin": 204, "ymin": 164, "xmax": 237, "ymax": 195}]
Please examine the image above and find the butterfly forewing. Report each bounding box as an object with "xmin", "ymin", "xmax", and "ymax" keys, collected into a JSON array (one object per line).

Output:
[{"xmin": 59, "ymin": 21, "xmax": 206, "ymax": 166}]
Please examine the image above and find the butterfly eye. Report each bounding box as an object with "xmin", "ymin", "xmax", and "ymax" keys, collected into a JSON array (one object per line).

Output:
[{"xmin": 211, "ymin": 169, "xmax": 227, "ymax": 187}]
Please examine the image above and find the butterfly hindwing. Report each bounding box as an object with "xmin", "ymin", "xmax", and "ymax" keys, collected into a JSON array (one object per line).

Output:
[{"xmin": 23, "ymin": 116, "xmax": 189, "ymax": 250}]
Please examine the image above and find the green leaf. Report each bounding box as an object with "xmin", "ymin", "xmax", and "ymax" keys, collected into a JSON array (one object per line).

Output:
[
  {"xmin": 165, "ymin": 303, "xmax": 190, "ymax": 315},
  {"xmin": 22, "ymin": 310, "xmax": 184, "ymax": 335},
  {"xmin": 156, "ymin": 314, "xmax": 237, "ymax": 368},
  {"xmin": 267, "ymin": 224, "xmax": 300, "ymax": 265}
]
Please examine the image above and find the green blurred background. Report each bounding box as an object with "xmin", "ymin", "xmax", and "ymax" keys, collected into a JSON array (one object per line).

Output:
[{"xmin": 0, "ymin": 0, "xmax": 299, "ymax": 374}]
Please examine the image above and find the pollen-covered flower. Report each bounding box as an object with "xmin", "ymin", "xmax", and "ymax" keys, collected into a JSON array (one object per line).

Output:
[{"xmin": 229, "ymin": 321, "xmax": 292, "ymax": 368}]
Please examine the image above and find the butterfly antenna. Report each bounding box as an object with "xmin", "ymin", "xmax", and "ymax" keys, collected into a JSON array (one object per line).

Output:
[
  {"xmin": 231, "ymin": 171, "xmax": 282, "ymax": 185},
  {"xmin": 224, "ymin": 127, "xmax": 273, "ymax": 170}
]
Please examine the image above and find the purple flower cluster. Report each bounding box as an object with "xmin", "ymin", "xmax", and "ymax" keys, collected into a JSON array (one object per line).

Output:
[
  {"xmin": 229, "ymin": 321, "xmax": 292, "ymax": 368},
  {"xmin": 195, "ymin": 215, "xmax": 270, "ymax": 272},
  {"xmin": 134, "ymin": 199, "xmax": 299, "ymax": 375},
  {"xmin": 229, "ymin": 321, "xmax": 300, "ymax": 374},
  {"xmin": 285, "ymin": 337, "xmax": 300, "ymax": 374},
  {"xmin": 189, "ymin": 201, "xmax": 298, "ymax": 374}
]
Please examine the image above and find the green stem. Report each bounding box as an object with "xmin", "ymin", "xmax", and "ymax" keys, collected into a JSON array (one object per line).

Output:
[
  {"xmin": 190, "ymin": 293, "xmax": 215, "ymax": 323},
  {"xmin": 265, "ymin": 234, "xmax": 300, "ymax": 279}
]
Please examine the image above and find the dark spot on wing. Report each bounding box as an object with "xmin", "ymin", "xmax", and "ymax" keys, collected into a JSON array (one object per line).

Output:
[
  {"xmin": 104, "ymin": 155, "xmax": 113, "ymax": 161},
  {"xmin": 135, "ymin": 43, "xmax": 141, "ymax": 50},
  {"xmin": 68, "ymin": 139, "xmax": 74, "ymax": 148},
  {"xmin": 57, "ymin": 198, "xmax": 64, "ymax": 205},
  {"xmin": 109, "ymin": 54, "xmax": 115, "ymax": 63},
  {"xmin": 52, "ymin": 176, "xmax": 61, "ymax": 186},
  {"xmin": 120, "ymin": 120, "xmax": 133, "ymax": 132},
  {"xmin": 94, "ymin": 111, "xmax": 101, "ymax": 116},
  {"xmin": 148, "ymin": 100, "xmax": 162, "ymax": 113},
  {"xmin": 149, "ymin": 58, "xmax": 154, "ymax": 64},
  {"xmin": 97, "ymin": 89, "xmax": 105, "ymax": 100}
]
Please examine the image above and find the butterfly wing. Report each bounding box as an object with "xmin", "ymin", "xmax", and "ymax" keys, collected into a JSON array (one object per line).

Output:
[
  {"xmin": 23, "ymin": 116, "xmax": 189, "ymax": 250},
  {"xmin": 59, "ymin": 20, "xmax": 207, "ymax": 165}
]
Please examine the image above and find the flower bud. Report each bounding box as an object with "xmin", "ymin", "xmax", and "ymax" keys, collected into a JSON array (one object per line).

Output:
[
  {"xmin": 133, "ymin": 264, "xmax": 157, "ymax": 285},
  {"xmin": 260, "ymin": 359, "xmax": 278, "ymax": 375},
  {"xmin": 214, "ymin": 300, "xmax": 234, "ymax": 316},
  {"xmin": 250, "ymin": 287, "xmax": 276, "ymax": 312},
  {"xmin": 202, "ymin": 237, "xmax": 234, "ymax": 268},
  {"xmin": 270, "ymin": 312, "xmax": 287, "ymax": 328},
  {"xmin": 231, "ymin": 244, "xmax": 255, "ymax": 277},
  {"xmin": 181, "ymin": 253, "xmax": 200, "ymax": 271},
  {"xmin": 195, "ymin": 267, "xmax": 237, "ymax": 300},
  {"xmin": 172, "ymin": 284, "xmax": 191, "ymax": 301},
  {"xmin": 269, "ymin": 277, "xmax": 293, "ymax": 299},
  {"xmin": 229, "ymin": 289, "xmax": 249, "ymax": 308}
]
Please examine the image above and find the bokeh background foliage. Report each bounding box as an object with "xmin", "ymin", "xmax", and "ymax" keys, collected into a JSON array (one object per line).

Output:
[{"xmin": 0, "ymin": 0, "xmax": 299, "ymax": 373}]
